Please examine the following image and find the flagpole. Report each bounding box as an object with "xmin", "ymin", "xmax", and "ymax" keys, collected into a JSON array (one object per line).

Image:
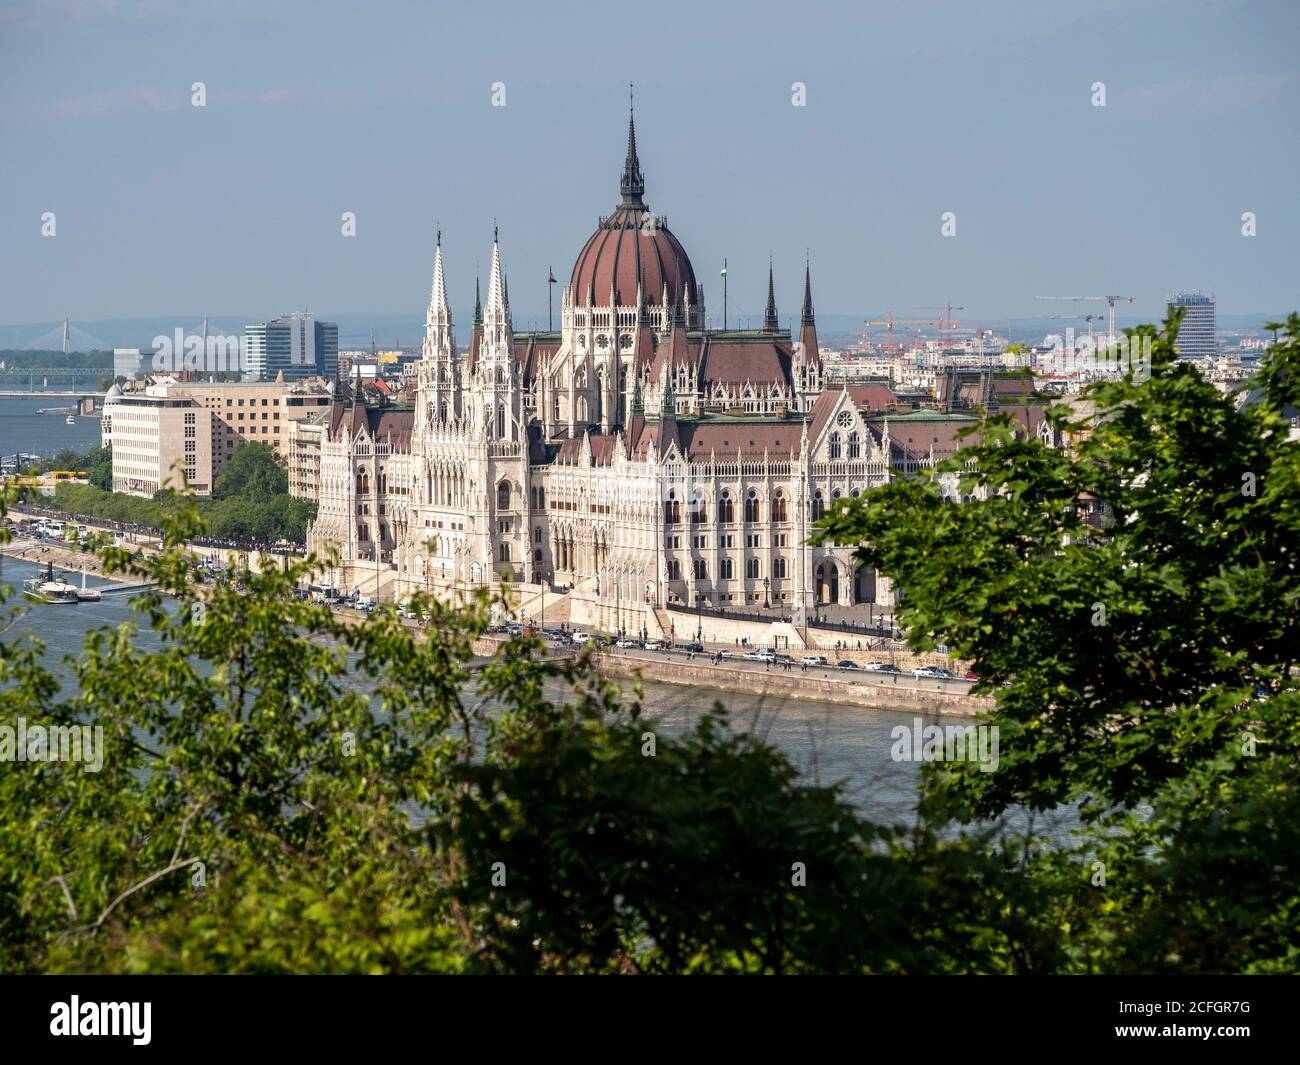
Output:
[{"xmin": 722, "ymin": 258, "xmax": 728, "ymax": 331}]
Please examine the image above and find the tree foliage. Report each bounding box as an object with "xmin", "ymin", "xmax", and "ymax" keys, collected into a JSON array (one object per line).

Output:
[
  {"xmin": 816, "ymin": 311, "xmax": 1300, "ymax": 973},
  {"xmin": 50, "ymin": 443, "xmax": 316, "ymax": 542},
  {"xmin": 1, "ymin": 312, "xmax": 1297, "ymax": 974}
]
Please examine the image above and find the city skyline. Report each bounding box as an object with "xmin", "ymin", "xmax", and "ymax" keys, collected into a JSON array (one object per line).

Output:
[{"xmin": 2, "ymin": 0, "xmax": 1298, "ymax": 329}]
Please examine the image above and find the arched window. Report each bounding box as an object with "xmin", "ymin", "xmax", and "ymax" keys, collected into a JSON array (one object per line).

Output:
[
  {"xmin": 773, "ymin": 557, "xmax": 787, "ymax": 579},
  {"xmin": 499, "ymin": 542, "xmax": 510, "ymax": 562},
  {"xmin": 848, "ymin": 432, "xmax": 860, "ymax": 459},
  {"xmin": 744, "ymin": 490, "xmax": 761, "ymax": 524},
  {"xmin": 829, "ymin": 432, "xmax": 841, "ymax": 460},
  {"xmin": 720, "ymin": 557, "xmax": 733, "ymax": 580},
  {"xmin": 718, "ymin": 491, "xmax": 735, "ymax": 524},
  {"xmin": 497, "ymin": 481, "xmax": 511, "ymax": 510},
  {"xmin": 496, "ymin": 405, "xmax": 506, "ymax": 439},
  {"xmin": 691, "ymin": 490, "xmax": 706, "ymax": 524},
  {"xmin": 693, "ymin": 558, "xmax": 707, "ymax": 580},
  {"xmin": 668, "ymin": 559, "xmax": 681, "ymax": 581},
  {"xmin": 665, "ymin": 491, "xmax": 681, "ymax": 525},
  {"xmin": 746, "ymin": 557, "xmax": 760, "ymax": 579},
  {"xmin": 812, "ymin": 490, "xmax": 825, "ymax": 520},
  {"xmin": 772, "ymin": 489, "xmax": 787, "ymax": 523}
]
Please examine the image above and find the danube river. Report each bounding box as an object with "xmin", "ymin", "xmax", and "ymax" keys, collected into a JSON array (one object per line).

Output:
[
  {"xmin": 0, "ymin": 555, "xmax": 1076, "ymax": 837},
  {"xmin": 0, "ymin": 396, "xmax": 103, "ymax": 459}
]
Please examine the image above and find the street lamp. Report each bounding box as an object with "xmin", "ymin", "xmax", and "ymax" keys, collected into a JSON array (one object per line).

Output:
[
  {"xmin": 763, "ymin": 576, "xmax": 770, "ymax": 611},
  {"xmin": 695, "ymin": 592, "xmax": 703, "ymax": 642}
]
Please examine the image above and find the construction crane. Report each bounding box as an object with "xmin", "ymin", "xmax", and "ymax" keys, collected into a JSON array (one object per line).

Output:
[
  {"xmin": 1035, "ymin": 295, "xmax": 1135, "ymax": 342},
  {"xmin": 862, "ymin": 311, "xmax": 941, "ymax": 349},
  {"xmin": 1045, "ymin": 313, "xmax": 1102, "ymax": 342},
  {"xmin": 907, "ymin": 304, "xmax": 964, "ymax": 339}
]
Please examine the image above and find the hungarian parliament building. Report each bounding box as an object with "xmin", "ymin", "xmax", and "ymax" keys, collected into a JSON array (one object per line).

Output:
[{"xmin": 304, "ymin": 110, "xmax": 1052, "ymax": 631}]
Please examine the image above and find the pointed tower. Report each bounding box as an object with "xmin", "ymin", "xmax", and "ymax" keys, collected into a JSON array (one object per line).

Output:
[
  {"xmin": 467, "ymin": 229, "xmax": 528, "ymax": 588},
  {"xmin": 794, "ymin": 257, "xmax": 822, "ymax": 409},
  {"xmin": 763, "ymin": 258, "xmax": 779, "ymax": 333},
  {"xmin": 620, "ymin": 92, "xmax": 646, "ymax": 209},
  {"xmin": 420, "ymin": 228, "xmax": 459, "ymax": 423},
  {"xmin": 473, "ymin": 228, "xmax": 520, "ymax": 442},
  {"xmin": 467, "ymin": 274, "xmax": 483, "ymax": 375}
]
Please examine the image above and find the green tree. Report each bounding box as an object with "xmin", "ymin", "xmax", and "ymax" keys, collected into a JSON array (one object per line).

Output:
[
  {"xmin": 3, "ymin": 313, "xmax": 1298, "ymax": 975},
  {"xmin": 214, "ymin": 443, "xmax": 288, "ymax": 500},
  {"xmin": 817, "ymin": 311, "xmax": 1300, "ymax": 973}
]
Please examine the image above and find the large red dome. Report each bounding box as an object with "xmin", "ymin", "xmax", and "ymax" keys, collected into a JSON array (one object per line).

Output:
[
  {"xmin": 570, "ymin": 207, "xmax": 698, "ymax": 309},
  {"xmin": 569, "ymin": 108, "xmax": 698, "ymax": 309}
]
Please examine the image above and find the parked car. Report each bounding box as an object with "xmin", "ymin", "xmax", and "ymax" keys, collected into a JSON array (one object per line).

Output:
[
  {"xmin": 683, "ymin": 642, "xmax": 705, "ymax": 654},
  {"xmin": 837, "ymin": 660, "xmax": 858, "ymax": 670},
  {"xmin": 571, "ymin": 631, "xmax": 594, "ymax": 644},
  {"xmin": 742, "ymin": 648, "xmax": 775, "ymax": 661},
  {"xmin": 800, "ymin": 655, "xmax": 828, "ymax": 667},
  {"xmin": 773, "ymin": 654, "xmax": 795, "ymax": 665},
  {"xmin": 863, "ymin": 661, "xmax": 902, "ymax": 674},
  {"xmin": 614, "ymin": 638, "xmax": 638, "ymax": 648},
  {"xmin": 643, "ymin": 640, "xmax": 665, "ymax": 651},
  {"xmin": 911, "ymin": 666, "xmax": 952, "ymax": 679},
  {"xmin": 964, "ymin": 671, "xmax": 980, "ymax": 681}
]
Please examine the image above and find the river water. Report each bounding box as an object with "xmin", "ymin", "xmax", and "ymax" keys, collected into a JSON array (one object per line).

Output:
[
  {"xmin": 0, "ymin": 554, "xmax": 1076, "ymax": 837},
  {"xmin": 0, "ymin": 395, "xmax": 103, "ymax": 461}
]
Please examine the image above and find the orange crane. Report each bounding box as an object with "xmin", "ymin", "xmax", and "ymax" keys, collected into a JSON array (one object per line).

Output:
[
  {"xmin": 863, "ymin": 311, "xmax": 942, "ymax": 348},
  {"xmin": 1035, "ymin": 295, "xmax": 1135, "ymax": 341}
]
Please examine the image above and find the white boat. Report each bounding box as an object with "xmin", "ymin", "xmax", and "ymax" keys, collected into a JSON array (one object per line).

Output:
[
  {"xmin": 66, "ymin": 414, "xmax": 75, "ymax": 424},
  {"xmin": 76, "ymin": 561, "xmax": 101, "ymax": 602},
  {"xmin": 22, "ymin": 562, "xmax": 80, "ymax": 604}
]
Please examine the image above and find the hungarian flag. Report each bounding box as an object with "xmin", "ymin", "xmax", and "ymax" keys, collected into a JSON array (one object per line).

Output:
[{"xmin": 547, "ymin": 267, "xmax": 556, "ymax": 284}]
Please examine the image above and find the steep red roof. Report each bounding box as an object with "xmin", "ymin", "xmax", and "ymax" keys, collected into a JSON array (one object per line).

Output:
[
  {"xmin": 327, "ymin": 402, "xmax": 414, "ymax": 451},
  {"xmin": 678, "ymin": 422, "xmax": 798, "ymax": 461}
]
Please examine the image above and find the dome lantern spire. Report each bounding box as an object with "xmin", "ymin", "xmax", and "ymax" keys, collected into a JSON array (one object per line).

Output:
[{"xmin": 620, "ymin": 83, "xmax": 646, "ymax": 208}]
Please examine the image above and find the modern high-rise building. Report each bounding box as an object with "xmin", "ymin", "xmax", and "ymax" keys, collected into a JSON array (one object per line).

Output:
[
  {"xmin": 243, "ymin": 313, "xmax": 339, "ymax": 380},
  {"xmin": 1167, "ymin": 291, "xmax": 1217, "ymax": 360}
]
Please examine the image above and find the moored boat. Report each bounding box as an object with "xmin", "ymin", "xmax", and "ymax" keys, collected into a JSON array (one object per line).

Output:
[{"xmin": 22, "ymin": 562, "xmax": 80, "ymax": 604}]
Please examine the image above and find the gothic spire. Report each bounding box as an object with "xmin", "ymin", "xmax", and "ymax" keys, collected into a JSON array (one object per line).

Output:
[
  {"xmin": 801, "ymin": 256, "xmax": 815, "ymax": 325},
  {"xmin": 660, "ymin": 362, "xmax": 675, "ymax": 418},
  {"xmin": 483, "ymin": 230, "xmax": 512, "ymax": 353},
  {"xmin": 473, "ymin": 275, "xmax": 482, "ymax": 326},
  {"xmin": 763, "ymin": 257, "xmax": 779, "ymax": 332},
  {"xmin": 423, "ymin": 227, "xmax": 453, "ymax": 359},
  {"xmin": 428, "ymin": 230, "xmax": 450, "ymax": 325},
  {"xmin": 620, "ymin": 85, "xmax": 646, "ymax": 208}
]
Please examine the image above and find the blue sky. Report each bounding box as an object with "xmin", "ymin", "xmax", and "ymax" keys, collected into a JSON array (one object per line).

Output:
[{"xmin": 2, "ymin": 0, "xmax": 1297, "ymax": 331}]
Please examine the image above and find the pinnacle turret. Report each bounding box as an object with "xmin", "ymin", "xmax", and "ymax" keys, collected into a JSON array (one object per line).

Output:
[{"xmin": 763, "ymin": 258, "xmax": 779, "ymax": 332}]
